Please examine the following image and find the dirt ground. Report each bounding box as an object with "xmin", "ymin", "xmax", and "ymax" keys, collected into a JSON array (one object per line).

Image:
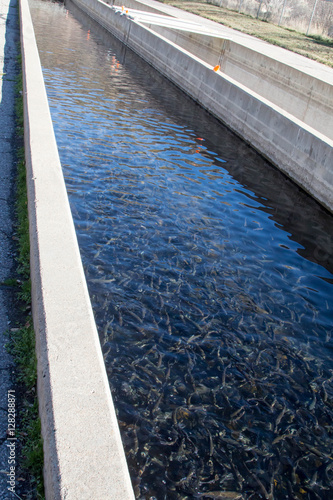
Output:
[{"xmin": 163, "ymin": 0, "xmax": 333, "ymax": 67}]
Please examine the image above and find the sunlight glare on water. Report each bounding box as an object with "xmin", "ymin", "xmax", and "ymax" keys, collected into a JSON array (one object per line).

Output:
[{"xmin": 29, "ymin": 1, "xmax": 333, "ymax": 498}]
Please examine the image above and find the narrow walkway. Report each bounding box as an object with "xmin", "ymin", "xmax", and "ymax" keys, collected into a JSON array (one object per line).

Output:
[
  {"xmin": 0, "ymin": 0, "xmax": 22, "ymax": 497},
  {"xmin": 133, "ymin": 0, "xmax": 333, "ymax": 84}
]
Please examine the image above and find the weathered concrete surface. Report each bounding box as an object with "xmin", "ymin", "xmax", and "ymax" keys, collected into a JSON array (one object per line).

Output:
[
  {"xmin": 118, "ymin": 4, "xmax": 333, "ymax": 141},
  {"xmin": 142, "ymin": 23, "xmax": 333, "ymax": 140},
  {"xmin": 19, "ymin": 0, "xmax": 135, "ymax": 497},
  {"xmin": 0, "ymin": 0, "xmax": 19, "ymax": 497},
  {"xmin": 112, "ymin": 0, "xmax": 333, "ymax": 87},
  {"xmin": 72, "ymin": 0, "xmax": 333, "ymax": 213}
]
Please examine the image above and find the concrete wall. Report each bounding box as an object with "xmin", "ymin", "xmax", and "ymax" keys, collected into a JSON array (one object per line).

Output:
[
  {"xmin": 19, "ymin": 0, "xmax": 135, "ymax": 498},
  {"xmin": 107, "ymin": 0, "xmax": 171, "ymax": 16},
  {"xmin": 72, "ymin": 0, "xmax": 333, "ymax": 213},
  {"xmin": 144, "ymin": 24, "xmax": 333, "ymax": 141},
  {"xmin": 111, "ymin": 0, "xmax": 333, "ymax": 140}
]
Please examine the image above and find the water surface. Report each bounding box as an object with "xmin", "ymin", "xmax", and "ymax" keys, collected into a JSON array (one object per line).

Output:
[{"xmin": 30, "ymin": 1, "xmax": 333, "ymax": 498}]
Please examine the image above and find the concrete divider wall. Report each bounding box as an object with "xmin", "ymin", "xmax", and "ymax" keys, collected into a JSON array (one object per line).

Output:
[
  {"xmin": 143, "ymin": 24, "xmax": 333, "ymax": 140},
  {"xmin": 19, "ymin": 0, "xmax": 135, "ymax": 498},
  {"xmin": 111, "ymin": 0, "xmax": 333, "ymax": 139},
  {"xmin": 72, "ymin": 0, "xmax": 333, "ymax": 213},
  {"xmin": 107, "ymin": 0, "xmax": 172, "ymax": 16}
]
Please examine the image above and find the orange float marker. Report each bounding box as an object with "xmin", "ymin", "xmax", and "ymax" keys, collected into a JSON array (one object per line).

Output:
[
  {"xmin": 213, "ymin": 65, "xmax": 220, "ymax": 72},
  {"xmin": 121, "ymin": 5, "xmax": 124, "ymax": 11}
]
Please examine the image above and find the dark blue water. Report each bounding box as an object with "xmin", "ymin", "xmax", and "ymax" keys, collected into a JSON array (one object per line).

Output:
[{"xmin": 30, "ymin": 1, "xmax": 333, "ymax": 498}]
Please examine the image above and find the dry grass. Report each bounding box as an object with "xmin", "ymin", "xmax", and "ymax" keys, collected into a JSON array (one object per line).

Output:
[{"xmin": 162, "ymin": 0, "xmax": 333, "ymax": 67}]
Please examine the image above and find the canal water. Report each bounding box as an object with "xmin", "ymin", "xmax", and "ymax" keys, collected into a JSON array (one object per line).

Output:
[{"xmin": 29, "ymin": 1, "xmax": 333, "ymax": 498}]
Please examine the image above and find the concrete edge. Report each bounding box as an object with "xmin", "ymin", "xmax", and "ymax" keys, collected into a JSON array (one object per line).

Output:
[
  {"xmin": 115, "ymin": 0, "xmax": 333, "ymax": 85},
  {"xmin": 19, "ymin": 0, "xmax": 135, "ymax": 498}
]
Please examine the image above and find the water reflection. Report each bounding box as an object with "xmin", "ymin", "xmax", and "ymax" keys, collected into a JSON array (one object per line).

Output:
[{"xmin": 30, "ymin": 0, "xmax": 333, "ymax": 498}]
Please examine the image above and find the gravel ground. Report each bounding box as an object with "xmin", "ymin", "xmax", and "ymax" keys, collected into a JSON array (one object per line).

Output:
[{"xmin": 0, "ymin": 0, "xmax": 22, "ymax": 498}]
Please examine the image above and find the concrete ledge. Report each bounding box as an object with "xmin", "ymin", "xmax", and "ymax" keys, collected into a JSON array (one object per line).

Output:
[
  {"xmin": 19, "ymin": 0, "xmax": 135, "ymax": 497},
  {"xmin": 143, "ymin": 24, "xmax": 333, "ymax": 140},
  {"xmin": 72, "ymin": 0, "xmax": 333, "ymax": 213},
  {"xmin": 110, "ymin": 0, "xmax": 333, "ymax": 140}
]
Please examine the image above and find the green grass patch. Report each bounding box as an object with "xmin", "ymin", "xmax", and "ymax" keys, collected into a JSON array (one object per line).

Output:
[
  {"xmin": 8, "ymin": 50, "xmax": 45, "ymax": 499},
  {"xmin": 308, "ymin": 34, "xmax": 333, "ymax": 48},
  {"xmin": 0, "ymin": 278, "xmax": 19, "ymax": 287},
  {"xmin": 8, "ymin": 322, "xmax": 37, "ymax": 388},
  {"xmin": 21, "ymin": 400, "xmax": 44, "ymax": 490},
  {"xmin": 8, "ymin": 320, "xmax": 44, "ymax": 498},
  {"xmin": 15, "ymin": 72, "xmax": 30, "ymax": 283},
  {"xmin": 163, "ymin": 1, "xmax": 333, "ymax": 67}
]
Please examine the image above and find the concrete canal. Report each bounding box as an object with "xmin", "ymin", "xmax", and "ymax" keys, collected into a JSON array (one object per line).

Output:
[{"xmin": 29, "ymin": 0, "xmax": 333, "ymax": 498}]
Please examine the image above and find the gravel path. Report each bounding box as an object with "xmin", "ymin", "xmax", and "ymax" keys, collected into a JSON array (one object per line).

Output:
[{"xmin": 0, "ymin": 0, "xmax": 21, "ymax": 498}]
